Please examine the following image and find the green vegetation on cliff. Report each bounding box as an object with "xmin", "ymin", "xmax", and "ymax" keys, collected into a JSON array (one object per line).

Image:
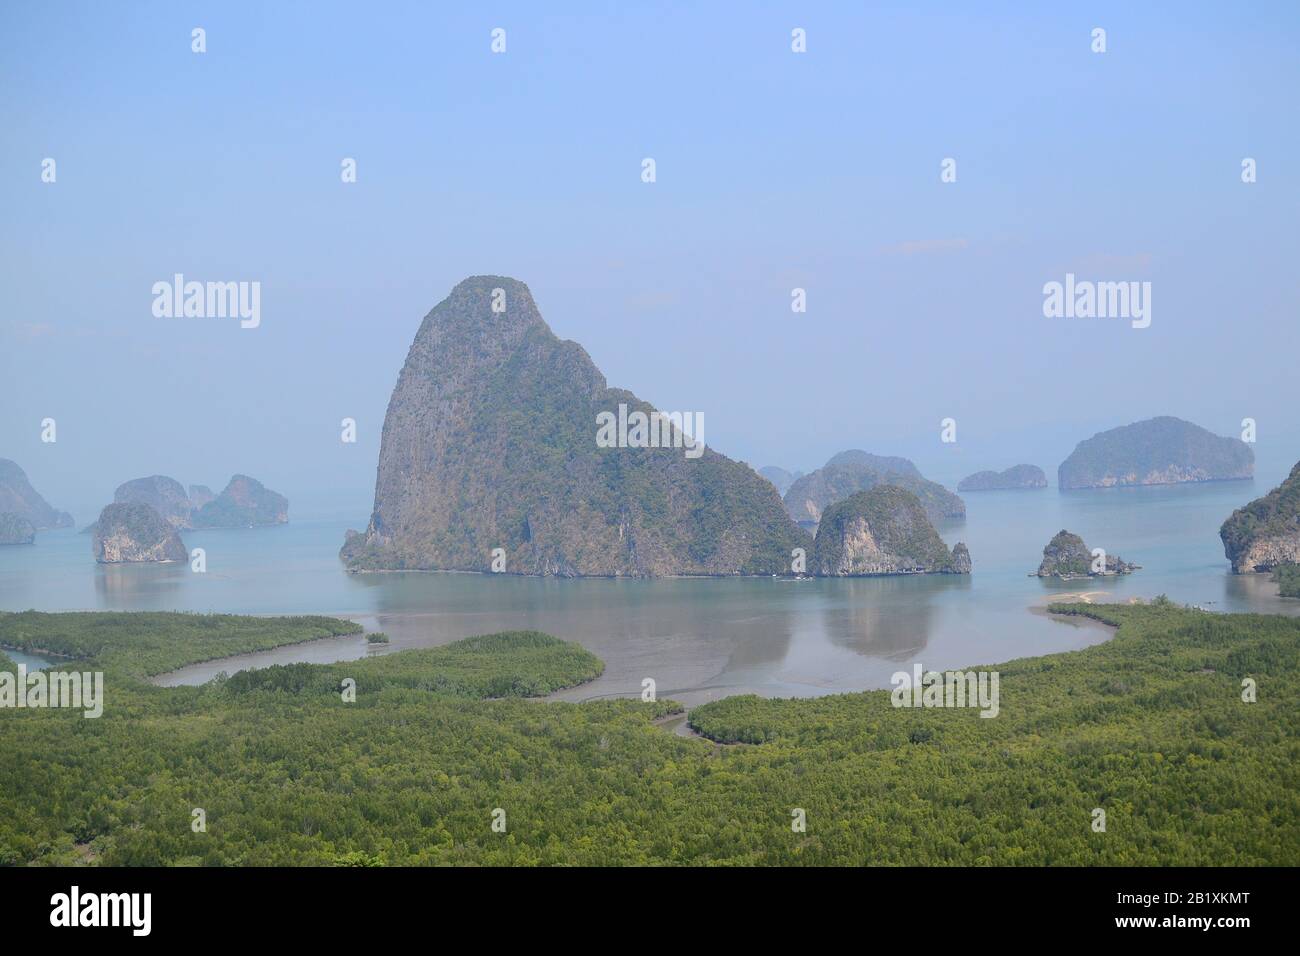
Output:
[{"xmin": 4, "ymin": 603, "xmax": 1294, "ymax": 865}]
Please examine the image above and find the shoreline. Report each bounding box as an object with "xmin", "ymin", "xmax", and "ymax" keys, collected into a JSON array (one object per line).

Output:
[{"xmin": 141, "ymin": 598, "xmax": 1123, "ymax": 702}]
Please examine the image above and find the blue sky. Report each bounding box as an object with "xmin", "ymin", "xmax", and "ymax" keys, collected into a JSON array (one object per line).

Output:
[{"xmin": 2, "ymin": 1, "xmax": 1298, "ymax": 521}]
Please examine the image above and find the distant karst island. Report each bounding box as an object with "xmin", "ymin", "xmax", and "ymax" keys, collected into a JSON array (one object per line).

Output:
[
  {"xmin": 1058, "ymin": 416, "xmax": 1253, "ymax": 490},
  {"xmin": 85, "ymin": 474, "xmax": 289, "ymax": 563},
  {"xmin": 1220, "ymin": 460, "xmax": 1300, "ymax": 574},
  {"xmin": 0, "ymin": 512, "xmax": 36, "ymax": 546},
  {"xmin": 0, "ymin": 458, "xmax": 73, "ymax": 542},
  {"xmin": 96, "ymin": 474, "xmax": 289, "ymax": 534},
  {"xmin": 1034, "ymin": 530, "xmax": 1139, "ymax": 579},
  {"xmin": 191, "ymin": 475, "xmax": 289, "ymax": 528},
  {"xmin": 958, "ymin": 464, "xmax": 1048, "ymax": 492},
  {"xmin": 783, "ymin": 450, "xmax": 965, "ymax": 529},
  {"xmin": 758, "ymin": 466, "xmax": 803, "ymax": 496}
]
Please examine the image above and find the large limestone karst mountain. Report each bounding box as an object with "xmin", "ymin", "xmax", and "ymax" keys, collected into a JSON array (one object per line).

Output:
[{"xmin": 342, "ymin": 276, "xmax": 808, "ymax": 576}]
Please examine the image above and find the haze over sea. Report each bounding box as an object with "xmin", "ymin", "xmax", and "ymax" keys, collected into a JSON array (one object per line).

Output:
[{"xmin": 3, "ymin": 450, "xmax": 1295, "ymax": 704}]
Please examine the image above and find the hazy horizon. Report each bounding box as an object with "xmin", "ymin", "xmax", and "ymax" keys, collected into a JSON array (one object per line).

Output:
[{"xmin": 4, "ymin": 1, "xmax": 1298, "ymax": 523}]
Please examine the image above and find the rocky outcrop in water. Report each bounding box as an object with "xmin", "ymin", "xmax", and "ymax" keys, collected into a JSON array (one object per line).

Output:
[
  {"xmin": 1058, "ymin": 417, "xmax": 1253, "ymax": 490},
  {"xmin": 114, "ymin": 475, "xmax": 195, "ymax": 528},
  {"xmin": 1035, "ymin": 529, "xmax": 1138, "ymax": 577},
  {"xmin": 1221, "ymin": 461, "xmax": 1300, "ymax": 573},
  {"xmin": 341, "ymin": 276, "xmax": 807, "ymax": 576},
  {"xmin": 92, "ymin": 502, "xmax": 188, "ymax": 563},
  {"xmin": 811, "ymin": 486, "xmax": 970, "ymax": 576},
  {"xmin": 192, "ymin": 475, "xmax": 289, "ymax": 528},
  {"xmin": 0, "ymin": 458, "xmax": 72, "ymax": 530},
  {"xmin": 958, "ymin": 464, "xmax": 1047, "ymax": 492},
  {"xmin": 0, "ymin": 513, "xmax": 36, "ymax": 545},
  {"xmin": 784, "ymin": 451, "xmax": 965, "ymax": 528}
]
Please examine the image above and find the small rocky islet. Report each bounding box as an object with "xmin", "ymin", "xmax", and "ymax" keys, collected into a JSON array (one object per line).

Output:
[{"xmin": 1034, "ymin": 529, "xmax": 1139, "ymax": 579}]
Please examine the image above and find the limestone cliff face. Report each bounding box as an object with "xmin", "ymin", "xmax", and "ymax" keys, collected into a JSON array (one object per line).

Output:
[
  {"xmin": 192, "ymin": 475, "xmax": 288, "ymax": 528},
  {"xmin": 785, "ymin": 452, "xmax": 965, "ymax": 528},
  {"xmin": 0, "ymin": 512, "xmax": 36, "ymax": 545},
  {"xmin": 811, "ymin": 486, "xmax": 970, "ymax": 576},
  {"xmin": 958, "ymin": 464, "xmax": 1047, "ymax": 492},
  {"xmin": 92, "ymin": 502, "xmax": 188, "ymax": 563},
  {"xmin": 114, "ymin": 475, "xmax": 194, "ymax": 528},
  {"xmin": 0, "ymin": 458, "xmax": 72, "ymax": 530},
  {"xmin": 342, "ymin": 276, "xmax": 807, "ymax": 576},
  {"xmin": 1221, "ymin": 461, "xmax": 1300, "ymax": 573},
  {"xmin": 1058, "ymin": 417, "xmax": 1253, "ymax": 490},
  {"xmin": 1035, "ymin": 529, "xmax": 1137, "ymax": 577}
]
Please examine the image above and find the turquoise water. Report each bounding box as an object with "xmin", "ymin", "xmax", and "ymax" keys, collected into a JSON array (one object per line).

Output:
[{"xmin": 1, "ymin": 477, "xmax": 1293, "ymax": 704}]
